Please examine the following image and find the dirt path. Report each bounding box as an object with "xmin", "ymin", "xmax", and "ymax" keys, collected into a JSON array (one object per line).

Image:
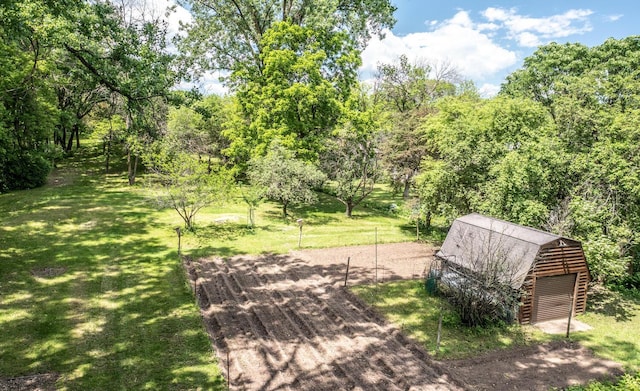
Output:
[{"xmin": 187, "ymin": 242, "xmax": 623, "ymax": 390}]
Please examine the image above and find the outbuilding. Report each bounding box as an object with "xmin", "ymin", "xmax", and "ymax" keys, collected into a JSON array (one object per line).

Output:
[{"xmin": 435, "ymin": 213, "xmax": 590, "ymax": 324}]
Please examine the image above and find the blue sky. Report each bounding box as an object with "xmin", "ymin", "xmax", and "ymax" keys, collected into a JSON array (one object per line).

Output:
[
  {"xmin": 161, "ymin": 0, "xmax": 638, "ymax": 96},
  {"xmin": 362, "ymin": 0, "xmax": 638, "ymax": 96}
]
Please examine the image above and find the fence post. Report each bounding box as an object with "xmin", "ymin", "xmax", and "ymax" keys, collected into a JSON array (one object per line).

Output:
[
  {"xmin": 175, "ymin": 227, "xmax": 182, "ymax": 256},
  {"xmin": 375, "ymin": 227, "xmax": 378, "ymax": 284},
  {"xmin": 344, "ymin": 257, "xmax": 351, "ymax": 287},
  {"xmin": 566, "ymin": 294, "xmax": 574, "ymax": 339}
]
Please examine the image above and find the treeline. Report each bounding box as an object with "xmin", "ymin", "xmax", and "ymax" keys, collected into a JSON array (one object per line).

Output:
[
  {"xmin": 1, "ymin": 1, "xmax": 638, "ymax": 289},
  {"xmin": 417, "ymin": 38, "xmax": 640, "ymax": 288}
]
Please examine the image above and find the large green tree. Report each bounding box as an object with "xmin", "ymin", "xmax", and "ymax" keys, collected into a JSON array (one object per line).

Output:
[
  {"xmin": 375, "ymin": 55, "xmax": 460, "ymax": 198},
  {"xmin": 322, "ymin": 86, "xmax": 383, "ymax": 217},
  {"xmin": 224, "ymin": 21, "xmax": 358, "ymax": 162},
  {"xmin": 178, "ymin": 0, "xmax": 396, "ymax": 83},
  {"xmin": 179, "ymin": 0, "xmax": 396, "ymax": 163},
  {"xmin": 0, "ymin": 0, "xmax": 178, "ymax": 190},
  {"xmin": 416, "ymin": 94, "xmax": 564, "ymax": 227}
]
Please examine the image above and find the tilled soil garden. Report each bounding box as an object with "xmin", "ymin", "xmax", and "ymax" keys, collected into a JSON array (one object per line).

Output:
[{"xmin": 185, "ymin": 242, "xmax": 623, "ymax": 391}]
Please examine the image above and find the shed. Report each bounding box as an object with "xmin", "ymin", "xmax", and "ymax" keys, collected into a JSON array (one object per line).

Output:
[{"xmin": 435, "ymin": 213, "xmax": 590, "ymax": 324}]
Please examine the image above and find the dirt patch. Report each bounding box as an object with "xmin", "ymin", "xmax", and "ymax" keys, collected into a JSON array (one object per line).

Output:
[
  {"xmin": 446, "ymin": 340, "xmax": 623, "ymax": 391},
  {"xmin": 0, "ymin": 373, "xmax": 58, "ymax": 391},
  {"xmin": 31, "ymin": 267, "xmax": 66, "ymax": 278},
  {"xmin": 187, "ymin": 243, "xmax": 459, "ymax": 390},
  {"xmin": 189, "ymin": 242, "xmax": 623, "ymax": 390}
]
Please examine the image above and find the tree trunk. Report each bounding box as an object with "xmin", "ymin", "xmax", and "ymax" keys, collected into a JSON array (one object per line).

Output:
[
  {"xmin": 402, "ymin": 180, "xmax": 411, "ymax": 199},
  {"xmin": 66, "ymin": 124, "xmax": 76, "ymax": 152},
  {"xmin": 425, "ymin": 210, "xmax": 432, "ymax": 229},
  {"xmin": 282, "ymin": 201, "xmax": 288, "ymax": 218},
  {"xmin": 75, "ymin": 123, "xmax": 81, "ymax": 148},
  {"xmin": 105, "ymin": 131, "xmax": 112, "ymax": 174},
  {"xmin": 345, "ymin": 202, "xmax": 354, "ymax": 218},
  {"xmin": 127, "ymin": 149, "xmax": 138, "ymax": 185}
]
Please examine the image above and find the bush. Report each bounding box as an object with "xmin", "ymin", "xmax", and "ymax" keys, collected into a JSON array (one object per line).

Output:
[{"xmin": 0, "ymin": 153, "xmax": 51, "ymax": 191}]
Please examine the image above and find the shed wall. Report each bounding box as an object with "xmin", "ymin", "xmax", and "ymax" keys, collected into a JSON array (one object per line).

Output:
[{"xmin": 518, "ymin": 244, "xmax": 590, "ymax": 324}]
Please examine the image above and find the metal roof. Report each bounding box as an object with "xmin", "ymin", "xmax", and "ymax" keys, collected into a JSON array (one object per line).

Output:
[{"xmin": 436, "ymin": 213, "xmax": 572, "ymax": 289}]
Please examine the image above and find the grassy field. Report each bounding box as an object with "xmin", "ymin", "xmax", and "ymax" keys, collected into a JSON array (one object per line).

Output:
[
  {"xmin": 573, "ymin": 287, "xmax": 640, "ymax": 372},
  {"xmin": 0, "ymin": 142, "xmax": 428, "ymax": 389},
  {"xmin": 0, "ymin": 149, "xmax": 225, "ymax": 389}
]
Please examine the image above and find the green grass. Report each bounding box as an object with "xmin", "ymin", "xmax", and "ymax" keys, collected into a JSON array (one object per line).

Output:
[
  {"xmin": 174, "ymin": 183, "xmax": 445, "ymax": 258},
  {"xmin": 351, "ymin": 279, "xmax": 555, "ymax": 359},
  {"xmin": 352, "ymin": 280, "xmax": 640, "ymax": 390},
  {"xmin": 0, "ymin": 141, "xmax": 436, "ymax": 389},
  {"xmin": 573, "ymin": 288, "xmax": 640, "ymax": 372},
  {"xmin": 0, "ymin": 146, "xmax": 223, "ymax": 389}
]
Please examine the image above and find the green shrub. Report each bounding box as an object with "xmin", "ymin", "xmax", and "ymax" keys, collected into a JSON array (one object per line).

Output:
[{"xmin": 1, "ymin": 152, "xmax": 51, "ymax": 191}]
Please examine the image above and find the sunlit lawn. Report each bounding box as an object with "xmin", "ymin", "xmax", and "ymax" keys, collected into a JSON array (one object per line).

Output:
[
  {"xmin": 352, "ymin": 279, "xmax": 640, "ymax": 391},
  {"xmin": 573, "ymin": 288, "xmax": 640, "ymax": 372},
  {"xmin": 351, "ymin": 280, "xmax": 555, "ymax": 359},
  {"xmin": 0, "ymin": 149, "xmax": 223, "ymax": 389},
  {"xmin": 0, "ymin": 142, "xmax": 435, "ymax": 389}
]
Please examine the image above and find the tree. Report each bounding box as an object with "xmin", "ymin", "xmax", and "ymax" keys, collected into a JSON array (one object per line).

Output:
[
  {"xmin": 63, "ymin": 1, "xmax": 178, "ymax": 185},
  {"xmin": 416, "ymin": 94, "xmax": 561, "ymax": 226},
  {"xmin": 179, "ymin": 0, "xmax": 396, "ymax": 164},
  {"xmin": 375, "ymin": 55, "xmax": 460, "ymax": 198},
  {"xmin": 240, "ymin": 185, "xmax": 265, "ymax": 229},
  {"xmin": 247, "ymin": 141, "xmax": 325, "ymax": 218},
  {"xmin": 147, "ymin": 148, "xmax": 231, "ymax": 231},
  {"xmin": 178, "ymin": 0, "xmax": 396, "ymax": 84},
  {"xmin": 322, "ymin": 87, "xmax": 383, "ymax": 217},
  {"xmin": 224, "ymin": 21, "xmax": 358, "ymax": 162},
  {"xmin": 501, "ymin": 36, "xmax": 640, "ymax": 287}
]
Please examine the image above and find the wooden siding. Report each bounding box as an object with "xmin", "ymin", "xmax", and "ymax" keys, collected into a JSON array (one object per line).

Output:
[{"xmin": 518, "ymin": 245, "xmax": 590, "ymax": 324}]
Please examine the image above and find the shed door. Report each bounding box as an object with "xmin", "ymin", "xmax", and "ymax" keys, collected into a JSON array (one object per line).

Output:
[{"xmin": 533, "ymin": 274, "xmax": 576, "ymax": 323}]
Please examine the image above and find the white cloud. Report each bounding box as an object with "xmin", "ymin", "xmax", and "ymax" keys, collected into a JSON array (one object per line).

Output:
[
  {"xmin": 478, "ymin": 83, "xmax": 501, "ymax": 98},
  {"xmin": 360, "ymin": 11, "xmax": 517, "ymax": 83},
  {"xmin": 360, "ymin": 7, "xmax": 596, "ymax": 89},
  {"xmin": 606, "ymin": 14, "xmax": 623, "ymax": 22},
  {"xmin": 482, "ymin": 7, "xmax": 593, "ymax": 47}
]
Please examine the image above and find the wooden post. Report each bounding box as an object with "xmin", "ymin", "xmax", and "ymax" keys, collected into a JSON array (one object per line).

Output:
[
  {"xmin": 344, "ymin": 257, "xmax": 351, "ymax": 287},
  {"xmin": 436, "ymin": 310, "xmax": 443, "ymax": 352},
  {"xmin": 297, "ymin": 219, "xmax": 304, "ymax": 248},
  {"xmin": 566, "ymin": 293, "xmax": 574, "ymax": 339},
  {"xmin": 175, "ymin": 227, "xmax": 182, "ymax": 256},
  {"xmin": 227, "ymin": 350, "xmax": 230, "ymax": 391},
  {"xmin": 375, "ymin": 227, "xmax": 378, "ymax": 285}
]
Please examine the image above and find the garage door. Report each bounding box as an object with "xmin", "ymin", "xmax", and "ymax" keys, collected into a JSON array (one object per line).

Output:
[{"xmin": 533, "ymin": 274, "xmax": 576, "ymax": 323}]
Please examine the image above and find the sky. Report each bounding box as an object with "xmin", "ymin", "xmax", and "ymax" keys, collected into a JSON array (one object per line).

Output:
[{"xmin": 161, "ymin": 0, "xmax": 639, "ymax": 97}]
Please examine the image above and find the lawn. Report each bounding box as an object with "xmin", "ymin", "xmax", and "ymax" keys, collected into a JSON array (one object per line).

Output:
[
  {"xmin": 352, "ymin": 280, "xmax": 555, "ymax": 359},
  {"xmin": 0, "ymin": 147, "xmax": 225, "ymax": 389},
  {"xmin": 0, "ymin": 141, "xmax": 428, "ymax": 389},
  {"xmin": 352, "ymin": 279, "xmax": 640, "ymax": 388},
  {"xmin": 573, "ymin": 287, "xmax": 640, "ymax": 372}
]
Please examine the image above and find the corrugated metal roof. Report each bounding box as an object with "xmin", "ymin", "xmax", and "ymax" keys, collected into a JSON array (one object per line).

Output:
[{"xmin": 436, "ymin": 213, "xmax": 568, "ymax": 289}]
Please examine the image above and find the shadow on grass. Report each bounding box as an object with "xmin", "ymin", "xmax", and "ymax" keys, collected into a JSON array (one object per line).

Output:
[
  {"xmin": 352, "ymin": 280, "xmax": 535, "ymax": 359},
  {"xmin": 572, "ymin": 333, "xmax": 640, "ymax": 372},
  {"xmin": 0, "ymin": 152, "xmax": 224, "ymax": 390},
  {"xmin": 399, "ymin": 222, "xmax": 448, "ymax": 244},
  {"xmin": 586, "ymin": 286, "xmax": 639, "ymax": 322}
]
